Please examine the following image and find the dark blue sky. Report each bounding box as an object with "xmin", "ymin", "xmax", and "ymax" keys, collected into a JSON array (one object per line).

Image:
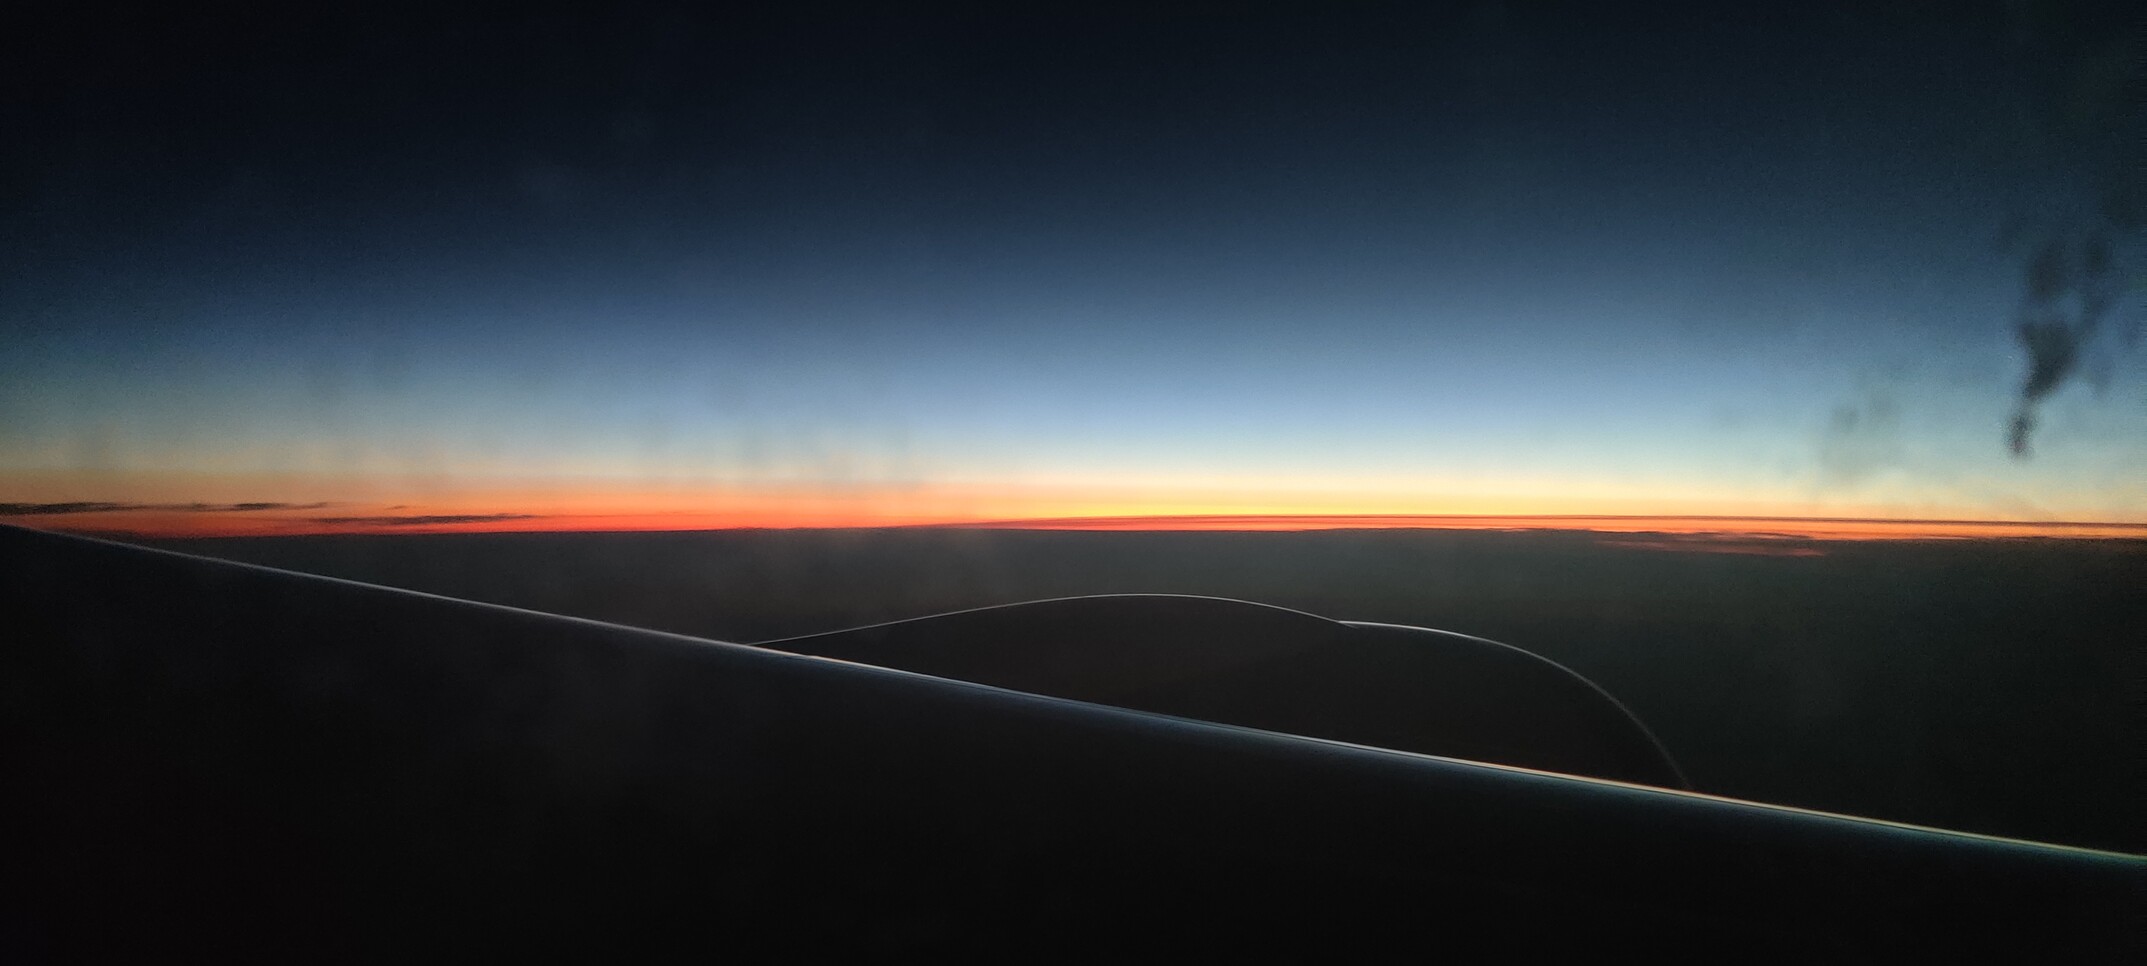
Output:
[{"xmin": 4, "ymin": 3, "xmax": 2141, "ymax": 528}]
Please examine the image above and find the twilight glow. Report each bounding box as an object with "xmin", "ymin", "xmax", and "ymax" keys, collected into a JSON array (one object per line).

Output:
[{"xmin": 6, "ymin": 7, "xmax": 2142, "ymax": 540}]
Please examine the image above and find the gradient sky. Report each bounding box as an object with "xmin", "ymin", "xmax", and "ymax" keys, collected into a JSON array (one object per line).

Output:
[{"xmin": 4, "ymin": 4, "xmax": 2142, "ymax": 536}]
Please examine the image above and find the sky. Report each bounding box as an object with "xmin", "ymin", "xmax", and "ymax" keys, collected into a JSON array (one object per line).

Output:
[{"xmin": 4, "ymin": 3, "xmax": 2143, "ymax": 537}]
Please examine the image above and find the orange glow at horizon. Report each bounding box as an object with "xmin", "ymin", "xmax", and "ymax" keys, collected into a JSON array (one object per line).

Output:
[
  {"xmin": 12, "ymin": 463, "xmax": 2147, "ymax": 542},
  {"xmin": 948, "ymin": 514, "xmax": 2147, "ymax": 541},
  {"xmin": 11, "ymin": 506, "xmax": 2147, "ymax": 543}
]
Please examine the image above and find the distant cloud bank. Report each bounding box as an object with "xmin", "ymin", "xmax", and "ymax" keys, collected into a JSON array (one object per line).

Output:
[{"xmin": 0, "ymin": 501, "xmax": 330, "ymax": 516}]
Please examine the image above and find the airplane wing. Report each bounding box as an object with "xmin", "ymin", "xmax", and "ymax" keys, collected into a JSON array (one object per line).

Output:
[
  {"xmin": 3, "ymin": 525, "xmax": 2138, "ymax": 958},
  {"xmin": 761, "ymin": 594, "xmax": 1688, "ymax": 788}
]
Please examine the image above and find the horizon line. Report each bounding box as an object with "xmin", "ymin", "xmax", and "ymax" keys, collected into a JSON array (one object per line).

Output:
[
  {"xmin": 13, "ymin": 511, "xmax": 2147, "ymax": 542},
  {"xmin": 942, "ymin": 513, "xmax": 2147, "ymax": 530},
  {"xmin": 929, "ymin": 514, "xmax": 2147, "ymax": 541}
]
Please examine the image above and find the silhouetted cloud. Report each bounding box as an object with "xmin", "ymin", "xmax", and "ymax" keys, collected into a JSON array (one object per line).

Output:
[
  {"xmin": 308, "ymin": 514, "xmax": 543, "ymax": 526},
  {"xmin": 1994, "ymin": 4, "xmax": 2143, "ymax": 457},
  {"xmin": 0, "ymin": 501, "xmax": 328, "ymax": 516},
  {"xmin": 2005, "ymin": 235, "xmax": 2111, "ymax": 457}
]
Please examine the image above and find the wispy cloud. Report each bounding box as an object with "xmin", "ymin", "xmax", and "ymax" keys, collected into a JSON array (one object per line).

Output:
[
  {"xmin": 1816, "ymin": 389, "xmax": 1902, "ymax": 488},
  {"xmin": 0, "ymin": 501, "xmax": 331, "ymax": 516}
]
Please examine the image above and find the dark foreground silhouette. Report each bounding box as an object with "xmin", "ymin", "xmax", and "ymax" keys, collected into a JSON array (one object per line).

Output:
[
  {"xmin": 143, "ymin": 527, "xmax": 2146, "ymax": 853},
  {"xmin": 3, "ymin": 526, "xmax": 2139, "ymax": 958}
]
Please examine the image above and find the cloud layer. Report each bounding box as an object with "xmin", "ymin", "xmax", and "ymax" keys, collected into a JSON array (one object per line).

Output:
[{"xmin": 0, "ymin": 502, "xmax": 330, "ymax": 516}]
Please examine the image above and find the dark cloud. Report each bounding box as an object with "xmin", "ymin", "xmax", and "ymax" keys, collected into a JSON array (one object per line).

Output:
[
  {"xmin": 0, "ymin": 502, "xmax": 131, "ymax": 516},
  {"xmin": 1596, "ymin": 535, "xmax": 1827, "ymax": 558},
  {"xmin": 1995, "ymin": 1, "xmax": 2144, "ymax": 457},
  {"xmin": 2005, "ymin": 236, "xmax": 2108, "ymax": 457},
  {"xmin": 308, "ymin": 514, "xmax": 543, "ymax": 526},
  {"xmin": 0, "ymin": 501, "xmax": 328, "ymax": 516}
]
